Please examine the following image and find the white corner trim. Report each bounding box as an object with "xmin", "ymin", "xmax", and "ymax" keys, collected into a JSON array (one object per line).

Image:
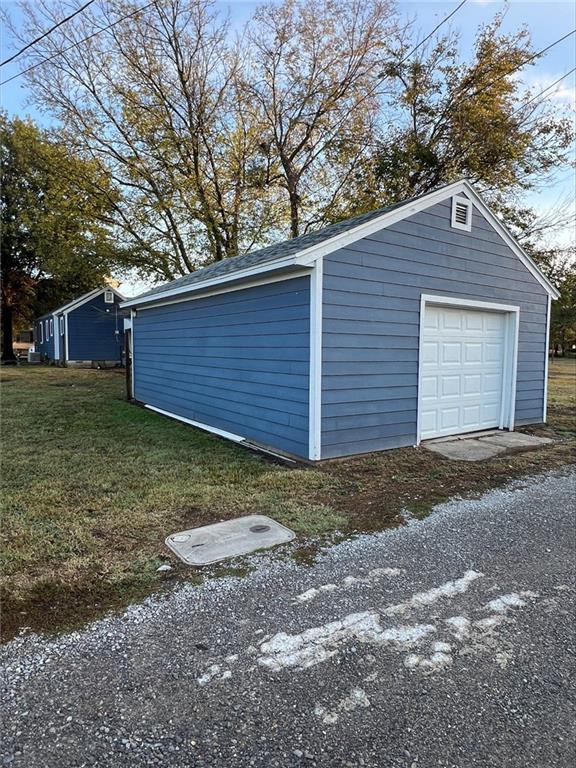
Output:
[
  {"xmin": 64, "ymin": 314, "xmax": 69, "ymax": 361},
  {"xmin": 53, "ymin": 314, "xmax": 60, "ymax": 360},
  {"xmin": 543, "ymin": 294, "xmax": 551, "ymax": 422},
  {"xmin": 416, "ymin": 294, "xmax": 520, "ymax": 445},
  {"xmin": 130, "ymin": 309, "xmax": 135, "ymax": 399},
  {"xmin": 144, "ymin": 404, "xmax": 246, "ymax": 443},
  {"xmin": 308, "ymin": 257, "xmax": 323, "ymax": 460},
  {"xmin": 451, "ymin": 195, "xmax": 472, "ymax": 231}
]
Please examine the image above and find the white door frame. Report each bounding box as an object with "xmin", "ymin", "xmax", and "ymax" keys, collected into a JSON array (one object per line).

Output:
[{"xmin": 416, "ymin": 294, "xmax": 520, "ymax": 445}]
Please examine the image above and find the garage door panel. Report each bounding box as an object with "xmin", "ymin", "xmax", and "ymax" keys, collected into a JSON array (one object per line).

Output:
[
  {"xmin": 421, "ymin": 376, "xmax": 438, "ymax": 399},
  {"xmin": 420, "ymin": 304, "xmax": 508, "ymax": 440},
  {"xmin": 464, "ymin": 342, "xmax": 482, "ymax": 363},
  {"xmin": 462, "ymin": 405, "xmax": 481, "ymax": 427},
  {"xmin": 442, "ymin": 342, "xmax": 462, "ymax": 363}
]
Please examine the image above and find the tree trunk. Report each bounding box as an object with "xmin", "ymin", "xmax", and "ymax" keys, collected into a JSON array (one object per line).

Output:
[
  {"xmin": 0, "ymin": 300, "xmax": 17, "ymax": 364},
  {"xmin": 288, "ymin": 188, "xmax": 300, "ymax": 239}
]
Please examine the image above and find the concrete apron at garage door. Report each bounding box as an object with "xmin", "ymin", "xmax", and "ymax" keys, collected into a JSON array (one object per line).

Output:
[{"xmin": 424, "ymin": 430, "xmax": 553, "ymax": 462}]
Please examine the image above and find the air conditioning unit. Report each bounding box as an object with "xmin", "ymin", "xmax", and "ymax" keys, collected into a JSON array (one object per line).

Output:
[{"xmin": 27, "ymin": 350, "xmax": 41, "ymax": 364}]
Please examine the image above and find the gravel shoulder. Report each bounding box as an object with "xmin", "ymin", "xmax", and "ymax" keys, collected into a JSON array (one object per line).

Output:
[{"xmin": 1, "ymin": 469, "xmax": 575, "ymax": 768}]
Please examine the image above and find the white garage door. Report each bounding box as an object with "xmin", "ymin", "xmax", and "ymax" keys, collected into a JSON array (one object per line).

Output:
[{"xmin": 420, "ymin": 304, "xmax": 507, "ymax": 440}]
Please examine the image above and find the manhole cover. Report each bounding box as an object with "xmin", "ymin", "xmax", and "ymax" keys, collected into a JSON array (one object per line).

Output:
[{"xmin": 165, "ymin": 515, "xmax": 295, "ymax": 566}]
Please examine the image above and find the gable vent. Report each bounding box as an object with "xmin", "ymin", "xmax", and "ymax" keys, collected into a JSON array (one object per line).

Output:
[{"xmin": 451, "ymin": 196, "xmax": 472, "ymax": 231}]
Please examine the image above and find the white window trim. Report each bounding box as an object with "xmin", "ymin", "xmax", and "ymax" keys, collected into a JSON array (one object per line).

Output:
[
  {"xmin": 60, "ymin": 317, "xmax": 65, "ymax": 335},
  {"xmin": 104, "ymin": 289, "xmax": 114, "ymax": 304},
  {"xmin": 49, "ymin": 318, "xmax": 54, "ymax": 336},
  {"xmin": 451, "ymin": 195, "xmax": 472, "ymax": 232},
  {"xmin": 416, "ymin": 294, "xmax": 520, "ymax": 445},
  {"xmin": 45, "ymin": 320, "xmax": 49, "ymax": 339},
  {"xmin": 39, "ymin": 323, "xmax": 43, "ymax": 344}
]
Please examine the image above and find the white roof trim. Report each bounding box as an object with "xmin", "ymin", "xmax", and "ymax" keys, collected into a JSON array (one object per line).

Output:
[
  {"xmin": 60, "ymin": 287, "xmax": 125, "ymax": 316},
  {"xmin": 122, "ymin": 179, "xmax": 558, "ymax": 309}
]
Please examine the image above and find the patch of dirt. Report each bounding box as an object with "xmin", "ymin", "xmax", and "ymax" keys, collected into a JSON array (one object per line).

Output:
[{"xmin": 314, "ymin": 439, "xmax": 575, "ymax": 531}]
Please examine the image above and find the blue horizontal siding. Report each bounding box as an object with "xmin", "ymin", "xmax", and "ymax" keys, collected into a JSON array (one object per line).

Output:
[
  {"xmin": 133, "ymin": 277, "xmax": 310, "ymax": 458},
  {"xmin": 321, "ymin": 197, "xmax": 549, "ymax": 459},
  {"xmin": 67, "ymin": 293, "xmax": 124, "ymax": 362}
]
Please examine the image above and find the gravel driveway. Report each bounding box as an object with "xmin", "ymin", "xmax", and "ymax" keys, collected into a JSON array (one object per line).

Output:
[{"xmin": 2, "ymin": 470, "xmax": 575, "ymax": 768}]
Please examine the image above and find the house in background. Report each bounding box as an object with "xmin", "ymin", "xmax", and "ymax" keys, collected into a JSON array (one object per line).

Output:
[
  {"xmin": 35, "ymin": 287, "xmax": 125, "ymax": 366},
  {"xmin": 121, "ymin": 179, "xmax": 558, "ymax": 462},
  {"xmin": 12, "ymin": 328, "xmax": 34, "ymax": 361}
]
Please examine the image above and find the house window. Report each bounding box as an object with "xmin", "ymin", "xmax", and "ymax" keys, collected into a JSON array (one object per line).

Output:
[
  {"xmin": 104, "ymin": 290, "xmax": 114, "ymax": 304},
  {"xmin": 45, "ymin": 319, "xmax": 49, "ymax": 338},
  {"xmin": 451, "ymin": 196, "xmax": 472, "ymax": 232},
  {"xmin": 39, "ymin": 323, "xmax": 43, "ymax": 344},
  {"xmin": 50, "ymin": 318, "xmax": 54, "ymax": 336},
  {"xmin": 60, "ymin": 317, "xmax": 65, "ymax": 335}
]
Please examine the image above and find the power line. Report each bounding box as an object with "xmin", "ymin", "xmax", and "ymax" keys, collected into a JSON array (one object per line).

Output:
[
  {"xmin": 0, "ymin": 1, "xmax": 158, "ymax": 86},
  {"xmin": 400, "ymin": 0, "xmax": 468, "ymax": 64},
  {"xmin": 513, "ymin": 66, "xmax": 576, "ymax": 114},
  {"xmin": 1, "ymin": 0, "xmax": 97, "ymax": 67},
  {"xmin": 468, "ymin": 28, "xmax": 576, "ymax": 102}
]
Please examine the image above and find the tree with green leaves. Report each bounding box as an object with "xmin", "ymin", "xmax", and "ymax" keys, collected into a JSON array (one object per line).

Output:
[
  {"xmin": 0, "ymin": 113, "xmax": 130, "ymax": 363},
  {"xmin": 345, "ymin": 14, "xmax": 573, "ymax": 242},
  {"xmin": 6, "ymin": 1, "xmax": 573, "ymax": 279}
]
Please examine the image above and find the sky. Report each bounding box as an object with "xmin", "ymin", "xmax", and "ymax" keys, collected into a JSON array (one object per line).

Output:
[{"xmin": 1, "ymin": 0, "xmax": 575, "ymax": 296}]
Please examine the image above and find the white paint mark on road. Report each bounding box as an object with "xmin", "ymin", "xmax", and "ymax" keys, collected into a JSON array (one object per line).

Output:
[
  {"xmin": 445, "ymin": 616, "xmax": 471, "ymax": 640},
  {"xmin": 384, "ymin": 570, "xmax": 483, "ymax": 616},
  {"xmin": 314, "ymin": 687, "xmax": 371, "ymax": 725},
  {"xmin": 197, "ymin": 665, "xmax": 224, "ymax": 686},
  {"xmin": 294, "ymin": 568, "xmax": 402, "ymax": 605},
  {"xmin": 257, "ymin": 612, "xmax": 436, "ymax": 672},
  {"xmin": 484, "ymin": 592, "xmax": 537, "ymax": 613}
]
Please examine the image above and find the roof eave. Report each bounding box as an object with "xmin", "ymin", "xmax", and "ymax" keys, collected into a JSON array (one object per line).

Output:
[
  {"xmin": 120, "ymin": 258, "xmax": 308, "ymax": 310},
  {"xmin": 121, "ymin": 178, "xmax": 559, "ymax": 308}
]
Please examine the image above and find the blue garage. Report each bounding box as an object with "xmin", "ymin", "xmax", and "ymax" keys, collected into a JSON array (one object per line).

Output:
[
  {"xmin": 121, "ymin": 180, "xmax": 558, "ymax": 461},
  {"xmin": 35, "ymin": 286, "xmax": 125, "ymax": 365}
]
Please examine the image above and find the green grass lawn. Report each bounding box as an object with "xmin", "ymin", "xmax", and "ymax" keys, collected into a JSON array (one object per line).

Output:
[{"xmin": 1, "ymin": 359, "xmax": 574, "ymax": 639}]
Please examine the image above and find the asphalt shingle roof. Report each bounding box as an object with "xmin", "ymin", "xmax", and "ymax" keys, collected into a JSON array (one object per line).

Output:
[{"xmin": 129, "ymin": 196, "xmax": 420, "ymax": 304}]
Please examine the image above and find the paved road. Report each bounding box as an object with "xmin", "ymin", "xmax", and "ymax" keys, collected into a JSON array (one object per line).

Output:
[{"xmin": 2, "ymin": 471, "xmax": 575, "ymax": 768}]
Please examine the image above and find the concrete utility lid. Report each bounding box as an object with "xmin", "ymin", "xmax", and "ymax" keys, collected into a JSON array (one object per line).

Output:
[{"xmin": 165, "ymin": 515, "xmax": 295, "ymax": 566}]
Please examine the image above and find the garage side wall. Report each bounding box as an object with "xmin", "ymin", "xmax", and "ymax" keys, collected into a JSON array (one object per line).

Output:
[
  {"xmin": 133, "ymin": 277, "xmax": 310, "ymax": 458},
  {"xmin": 321, "ymin": 198, "xmax": 549, "ymax": 459}
]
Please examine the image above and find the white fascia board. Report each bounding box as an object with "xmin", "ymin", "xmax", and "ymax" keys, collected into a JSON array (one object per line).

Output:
[
  {"xmin": 457, "ymin": 181, "xmax": 560, "ymax": 300},
  {"xmin": 121, "ymin": 177, "xmax": 558, "ymax": 310},
  {"xmin": 120, "ymin": 257, "xmax": 301, "ymax": 310},
  {"xmin": 121, "ymin": 182, "xmax": 468, "ymax": 310},
  {"xmin": 62, "ymin": 287, "xmax": 125, "ymax": 316},
  {"xmin": 292, "ymin": 180, "xmax": 469, "ymax": 265},
  {"xmin": 56, "ymin": 288, "xmax": 103, "ymax": 315},
  {"xmin": 125, "ymin": 268, "xmax": 313, "ymax": 312}
]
